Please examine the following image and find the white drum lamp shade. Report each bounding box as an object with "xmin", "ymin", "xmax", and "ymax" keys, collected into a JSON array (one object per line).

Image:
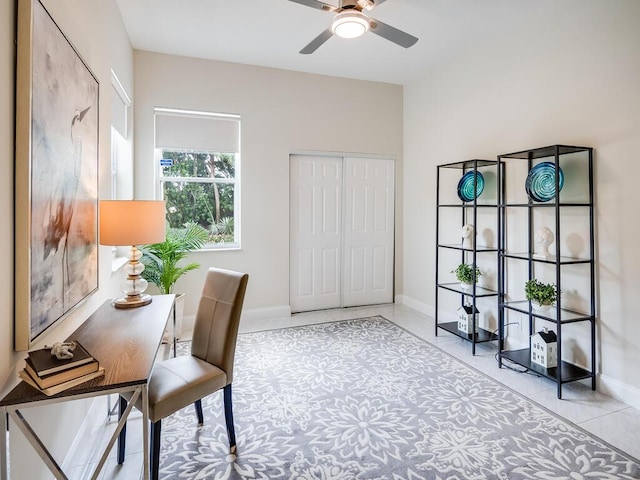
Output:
[{"xmin": 99, "ymin": 200, "xmax": 166, "ymax": 308}]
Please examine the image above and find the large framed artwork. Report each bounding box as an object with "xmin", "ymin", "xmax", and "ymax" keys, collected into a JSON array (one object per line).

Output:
[{"xmin": 15, "ymin": 0, "xmax": 99, "ymax": 350}]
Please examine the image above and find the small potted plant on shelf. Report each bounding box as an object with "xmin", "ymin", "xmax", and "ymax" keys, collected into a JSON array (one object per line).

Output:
[
  {"xmin": 524, "ymin": 279, "xmax": 558, "ymax": 313},
  {"xmin": 452, "ymin": 263, "xmax": 482, "ymax": 291},
  {"xmin": 141, "ymin": 222, "xmax": 209, "ymax": 340}
]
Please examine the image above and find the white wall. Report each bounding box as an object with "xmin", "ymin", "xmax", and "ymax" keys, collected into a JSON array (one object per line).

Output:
[
  {"xmin": 403, "ymin": 0, "xmax": 640, "ymax": 406},
  {"xmin": 0, "ymin": 0, "xmax": 133, "ymax": 477},
  {"xmin": 133, "ymin": 51, "xmax": 404, "ymax": 317}
]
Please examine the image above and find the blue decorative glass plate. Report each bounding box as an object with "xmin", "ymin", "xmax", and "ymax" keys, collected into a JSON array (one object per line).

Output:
[
  {"xmin": 525, "ymin": 162, "xmax": 564, "ymax": 202},
  {"xmin": 457, "ymin": 171, "xmax": 484, "ymax": 202}
]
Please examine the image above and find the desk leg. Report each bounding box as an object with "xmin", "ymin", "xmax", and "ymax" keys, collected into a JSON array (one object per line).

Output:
[
  {"xmin": 8, "ymin": 410, "xmax": 67, "ymax": 479},
  {"xmin": 142, "ymin": 385, "xmax": 149, "ymax": 480},
  {"xmin": 1, "ymin": 410, "xmax": 7, "ymax": 480},
  {"xmin": 172, "ymin": 304, "xmax": 177, "ymax": 358}
]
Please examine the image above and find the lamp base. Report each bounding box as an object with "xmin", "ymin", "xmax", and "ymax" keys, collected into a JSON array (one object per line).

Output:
[{"xmin": 112, "ymin": 293, "xmax": 153, "ymax": 309}]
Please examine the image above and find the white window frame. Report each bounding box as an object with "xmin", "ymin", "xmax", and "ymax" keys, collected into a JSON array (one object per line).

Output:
[{"xmin": 154, "ymin": 108, "xmax": 241, "ymax": 250}]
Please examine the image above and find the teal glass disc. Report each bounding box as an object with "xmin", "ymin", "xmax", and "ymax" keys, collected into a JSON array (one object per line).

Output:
[
  {"xmin": 525, "ymin": 162, "xmax": 564, "ymax": 202},
  {"xmin": 457, "ymin": 171, "xmax": 484, "ymax": 202}
]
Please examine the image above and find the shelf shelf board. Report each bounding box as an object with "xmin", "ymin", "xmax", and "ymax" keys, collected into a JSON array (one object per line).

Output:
[
  {"xmin": 500, "ymin": 349, "xmax": 593, "ymax": 383},
  {"xmin": 498, "ymin": 145, "xmax": 591, "ymax": 160},
  {"xmin": 438, "ymin": 159, "xmax": 497, "ymax": 169},
  {"xmin": 438, "ymin": 203, "xmax": 498, "ymax": 208},
  {"xmin": 500, "ymin": 202, "xmax": 591, "ymax": 208},
  {"xmin": 437, "ymin": 283, "xmax": 498, "ymax": 297},
  {"xmin": 437, "ymin": 322, "xmax": 498, "ymax": 343},
  {"xmin": 502, "ymin": 301, "xmax": 593, "ymax": 323},
  {"xmin": 439, "ymin": 244, "xmax": 499, "ymax": 253},
  {"xmin": 502, "ymin": 252, "xmax": 591, "ymax": 264}
]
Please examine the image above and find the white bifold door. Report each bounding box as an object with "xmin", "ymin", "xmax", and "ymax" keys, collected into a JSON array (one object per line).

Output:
[{"xmin": 290, "ymin": 154, "xmax": 395, "ymax": 313}]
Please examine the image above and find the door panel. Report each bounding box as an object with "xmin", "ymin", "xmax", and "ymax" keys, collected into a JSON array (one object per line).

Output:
[
  {"xmin": 290, "ymin": 155, "xmax": 342, "ymax": 312},
  {"xmin": 342, "ymin": 157, "xmax": 395, "ymax": 307}
]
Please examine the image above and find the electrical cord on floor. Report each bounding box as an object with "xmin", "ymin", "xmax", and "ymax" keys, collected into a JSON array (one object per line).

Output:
[{"xmin": 490, "ymin": 323, "xmax": 542, "ymax": 378}]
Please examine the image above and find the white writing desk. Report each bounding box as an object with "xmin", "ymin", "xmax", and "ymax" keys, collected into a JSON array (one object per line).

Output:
[{"xmin": 0, "ymin": 294, "xmax": 175, "ymax": 480}]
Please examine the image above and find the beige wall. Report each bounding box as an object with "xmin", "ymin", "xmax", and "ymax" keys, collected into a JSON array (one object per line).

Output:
[
  {"xmin": 0, "ymin": 0, "xmax": 132, "ymax": 477},
  {"xmin": 403, "ymin": 0, "xmax": 640, "ymax": 406},
  {"xmin": 133, "ymin": 51, "xmax": 404, "ymax": 316}
]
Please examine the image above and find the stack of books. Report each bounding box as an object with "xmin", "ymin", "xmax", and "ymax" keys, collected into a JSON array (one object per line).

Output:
[{"xmin": 19, "ymin": 341, "xmax": 104, "ymax": 396}]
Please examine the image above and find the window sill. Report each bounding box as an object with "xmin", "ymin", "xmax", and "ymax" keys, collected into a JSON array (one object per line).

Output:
[
  {"xmin": 111, "ymin": 256, "xmax": 128, "ymax": 273},
  {"xmin": 199, "ymin": 244, "xmax": 241, "ymax": 252}
]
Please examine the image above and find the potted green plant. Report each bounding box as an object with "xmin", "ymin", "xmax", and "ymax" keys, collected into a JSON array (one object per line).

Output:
[
  {"xmin": 524, "ymin": 279, "xmax": 558, "ymax": 313},
  {"xmin": 452, "ymin": 263, "xmax": 482, "ymax": 290},
  {"xmin": 141, "ymin": 222, "xmax": 209, "ymax": 339}
]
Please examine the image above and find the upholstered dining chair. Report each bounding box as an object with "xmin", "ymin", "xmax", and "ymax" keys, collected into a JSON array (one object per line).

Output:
[{"xmin": 117, "ymin": 267, "xmax": 249, "ymax": 480}]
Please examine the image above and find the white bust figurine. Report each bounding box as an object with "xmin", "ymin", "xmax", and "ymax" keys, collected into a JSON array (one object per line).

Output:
[
  {"xmin": 461, "ymin": 224, "xmax": 474, "ymax": 249},
  {"xmin": 534, "ymin": 226, "xmax": 554, "ymax": 258}
]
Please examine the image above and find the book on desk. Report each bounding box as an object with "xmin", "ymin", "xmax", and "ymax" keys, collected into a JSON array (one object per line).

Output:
[{"xmin": 19, "ymin": 341, "xmax": 104, "ymax": 396}]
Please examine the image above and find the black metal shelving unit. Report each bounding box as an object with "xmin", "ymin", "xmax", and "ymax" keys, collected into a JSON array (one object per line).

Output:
[
  {"xmin": 497, "ymin": 145, "xmax": 596, "ymax": 399},
  {"xmin": 435, "ymin": 159, "xmax": 499, "ymax": 355}
]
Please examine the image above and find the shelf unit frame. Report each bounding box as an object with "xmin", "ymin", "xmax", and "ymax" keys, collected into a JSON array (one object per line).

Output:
[
  {"xmin": 435, "ymin": 159, "xmax": 499, "ymax": 355},
  {"xmin": 497, "ymin": 145, "xmax": 596, "ymax": 399}
]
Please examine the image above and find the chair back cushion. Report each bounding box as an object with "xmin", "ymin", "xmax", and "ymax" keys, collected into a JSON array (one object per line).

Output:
[{"xmin": 190, "ymin": 267, "xmax": 248, "ymax": 384}]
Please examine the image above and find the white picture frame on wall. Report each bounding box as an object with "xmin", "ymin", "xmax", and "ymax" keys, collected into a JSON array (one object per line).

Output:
[{"xmin": 15, "ymin": 0, "xmax": 99, "ymax": 350}]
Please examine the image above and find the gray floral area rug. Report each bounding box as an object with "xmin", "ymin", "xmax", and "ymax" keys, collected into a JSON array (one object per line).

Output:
[{"xmin": 159, "ymin": 317, "xmax": 640, "ymax": 479}]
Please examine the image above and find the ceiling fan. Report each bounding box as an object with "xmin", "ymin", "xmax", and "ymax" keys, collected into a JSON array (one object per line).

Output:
[{"xmin": 290, "ymin": 0, "xmax": 418, "ymax": 54}]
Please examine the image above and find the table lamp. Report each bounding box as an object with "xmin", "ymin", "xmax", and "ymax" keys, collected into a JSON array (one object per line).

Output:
[{"xmin": 99, "ymin": 200, "xmax": 166, "ymax": 308}]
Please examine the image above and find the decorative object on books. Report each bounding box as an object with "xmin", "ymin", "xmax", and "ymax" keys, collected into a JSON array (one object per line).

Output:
[
  {"xmin": 452, "ymin": 263, "xmax": 481, "ymax": 290},
  {"xmin": 14, "ymin": 0, "xmax": 99, "ymax": 351},
  {"xmin": 534, "ymin": 226, "xmax": 554, "ymax": 259},
  {"xmin": 28, "ymin": 340, "xmax": 94, "ymax": 376},
  {"xmin": 457, "ymin": 171, "xmax": 484, "ymax": 202},
  {"xmin": 50, "ymin": 340, "xmax": 77, "ymax": 360},
  {"xmin": 99, "ymin": 200, "xmax": 167, "ymax": 309},
  {"xmin": 461, "ymin": 223, "xmax": 474, "ymax": 249},
  {"xmin": 525, "ymin": 161, "xmax": 564, "ymax": 202},
  {"xmin": 524, "ymin": 278, "xmax": 558, "ymax": 313}
]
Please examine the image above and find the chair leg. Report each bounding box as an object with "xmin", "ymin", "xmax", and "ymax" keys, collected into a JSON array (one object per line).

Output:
[
  {"xmin": 117, "ymin": 395, "xmax": 127, "ymax": 464},
  {"xmin": 150, "ymin": 420, "xmax": 162, "ymax": 480},
  {"xmin": 194, "ymin": 399, "xmax": 204, "ymax": 425},
  {"xmin": 223, "ymin": 384, "xmax": 237, "ymax": 453}
]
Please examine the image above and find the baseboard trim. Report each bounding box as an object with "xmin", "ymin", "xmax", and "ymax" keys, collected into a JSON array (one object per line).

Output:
[
  {"xmin": 182, "ymin": 305, "xmax": 292, "ymax": 334},
  {"xmin": 242, "ymin": 305, "xmax": 292, "ymax": 321},
  {"xmin": 61, "ymin": 396, "xmax": 107, "ymax": 472},
  {"xmin": 597, "ymin": 373, "xmax": 640, "ymax": 410},
  {"xmin": 396, "ymin": 295, "xmax": 434, "ymax": 318}
]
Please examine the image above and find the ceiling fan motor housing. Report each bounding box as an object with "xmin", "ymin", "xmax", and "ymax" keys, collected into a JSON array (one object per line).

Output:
[{"xmin": 339, "ymin": 0, "xmax": 360, "ymax": 9}]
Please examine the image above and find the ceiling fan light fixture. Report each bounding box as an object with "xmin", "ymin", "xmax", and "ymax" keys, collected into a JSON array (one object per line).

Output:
[
  {"xmin": 357, "ymin": 0, "xmax": 375, "ymax": 11},
  {"xmin": 332, "ymin": 10, "xmax": 370, "ymax": 39}
]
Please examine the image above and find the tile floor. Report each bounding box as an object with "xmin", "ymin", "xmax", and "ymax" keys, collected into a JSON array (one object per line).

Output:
[{"xmin": 67, "ymin": 303, "xmax": 640, "ymax": 479}]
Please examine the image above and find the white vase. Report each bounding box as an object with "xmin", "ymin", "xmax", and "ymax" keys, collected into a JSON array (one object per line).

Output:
[
  {"xmin": 460, "ymin": 282, "xmax": 474, "ymax": 291},
  {"xmin": 163, "ymin": 292, "xmax": 185, "ymax": 343},
  {"xmin": 533, "ymin": 301, "xmax": 554, "ymax": 314}
]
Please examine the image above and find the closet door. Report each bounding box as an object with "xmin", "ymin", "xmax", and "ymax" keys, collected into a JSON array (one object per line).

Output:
[
  {"xmin": 290, "ymin": 155, "xmax": 342, "ymax": 312},
  {"xmin": 290, "ymin": 155, "xmax": 395, "ymax": 312},
  {"xmin": 342, "ymin": 157, "xmax": 395, "ymax": 307}
]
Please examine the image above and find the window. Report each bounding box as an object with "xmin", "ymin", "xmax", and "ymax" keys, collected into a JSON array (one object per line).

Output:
[
  {"xmin": 154, "ymin": 108, "xmax": 240, "ymax": 248},
  {"xmin": 110, "ymin": 70, "xmax": 132, "ymax": 200}
]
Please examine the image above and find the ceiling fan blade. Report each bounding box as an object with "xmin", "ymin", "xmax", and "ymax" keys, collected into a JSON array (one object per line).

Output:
[
  {"xmin": 289, "ymin": 0, "xmax": 337, "ymax": 12},
  {"xmin": 369, "ymin": 17, "xmax": 418, "ymax": 48},
  {"xmin": 300, "ymin": 28, "xmax": 334, "ymax": 54},
  {"xmin": 372, "ymin": 0, "xmax": 388, "ymax": 7}
]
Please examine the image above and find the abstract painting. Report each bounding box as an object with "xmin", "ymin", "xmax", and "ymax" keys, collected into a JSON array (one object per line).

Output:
[{"xmin": 15, "ymin": 0, "xmax": 99, "ymax": 350}]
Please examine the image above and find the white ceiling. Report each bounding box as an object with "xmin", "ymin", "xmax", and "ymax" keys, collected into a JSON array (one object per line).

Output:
[{"xmin": 115, "ymin": 0, "xmax": 547, "ymax": 85}]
